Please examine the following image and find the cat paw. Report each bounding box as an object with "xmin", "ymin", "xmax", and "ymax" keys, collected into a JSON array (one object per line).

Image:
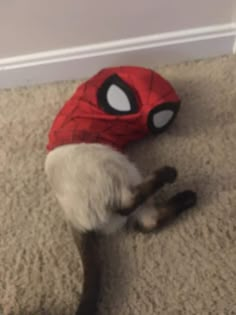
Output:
[
  {"xmin": 155, "ymin": 166, "xmax": 177, "ymax": 184},
  {"xmin": 168, "ymin": 190, "xmax": 197, "ymax": 215}
]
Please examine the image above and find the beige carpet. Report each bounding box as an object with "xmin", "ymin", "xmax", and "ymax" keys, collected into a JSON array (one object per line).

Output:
[{"xmin": 0, "ymin": 55, "xmax": 236, "ymax": 315}]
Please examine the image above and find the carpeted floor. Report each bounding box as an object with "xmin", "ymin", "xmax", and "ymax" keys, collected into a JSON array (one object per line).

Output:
[{"xmin": 0, "ymin": 55, "xmax": 236, "ymax": 315}]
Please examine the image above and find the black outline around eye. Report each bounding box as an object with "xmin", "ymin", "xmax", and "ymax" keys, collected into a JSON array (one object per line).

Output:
[
  {"xmin": 147, "ymin": 102, "xmax": 181, "ymax": 134},
  {"xmin": 97, "ymin": 74, "xmax": 138, "ymax": 115}
]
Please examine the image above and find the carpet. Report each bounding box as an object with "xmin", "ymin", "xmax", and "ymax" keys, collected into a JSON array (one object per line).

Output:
[{"xmin": 0, "ymin": 55, "xmax": 236, "ymax": 315}]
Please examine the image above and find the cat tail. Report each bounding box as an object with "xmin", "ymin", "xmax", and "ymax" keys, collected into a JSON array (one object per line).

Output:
[{"xmin": 72, "ymin": 228, "xmax": 101, "ymax": 315}]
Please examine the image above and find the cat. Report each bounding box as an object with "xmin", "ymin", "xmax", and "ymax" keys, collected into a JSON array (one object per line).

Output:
[
  {"xmin": 45, "ymin": 66, "xmax": 197, "ymax": 314},
  {"xmin": 45, "ymin": 142, "xmax": 197, "ymax": 315}
]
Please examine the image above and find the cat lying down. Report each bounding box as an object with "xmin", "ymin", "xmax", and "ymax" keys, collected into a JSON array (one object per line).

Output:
[{"xmin": 45, "ymin": 66, "xmax": 197, "ymax": 315}]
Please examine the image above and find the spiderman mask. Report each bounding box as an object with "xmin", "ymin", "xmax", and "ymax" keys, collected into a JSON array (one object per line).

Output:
[{"xmin": 47, "ymin": 66, "xmax": 181, "ymax": 152}]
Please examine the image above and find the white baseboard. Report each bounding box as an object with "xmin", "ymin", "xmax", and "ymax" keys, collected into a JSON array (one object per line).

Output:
[{"xmin": 0, "ymin": 23, "xmax": 236, "ymax": 89}]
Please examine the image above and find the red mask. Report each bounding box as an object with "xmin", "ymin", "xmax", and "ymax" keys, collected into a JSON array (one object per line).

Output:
[{"xmin": 47, "ymin": 66, "xmax": 180, "ymax": 152}]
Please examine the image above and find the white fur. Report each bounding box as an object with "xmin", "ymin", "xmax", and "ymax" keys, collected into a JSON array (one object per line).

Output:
[{"xmin": 45, "ymin": 143, "xmax": 143, "ymax": 234}]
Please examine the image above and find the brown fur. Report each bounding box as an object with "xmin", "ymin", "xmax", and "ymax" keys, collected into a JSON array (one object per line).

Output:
[
  {"xmin": 117, "ymin": 166, "xmax": 177, "ymax": 216},
  {"xmin": 72, "ymin": 228, "xmax": 101, "ymax": 315},
  {"xmin": 129, "ymin": 190, "xmax": 197, "ymax": 233}
]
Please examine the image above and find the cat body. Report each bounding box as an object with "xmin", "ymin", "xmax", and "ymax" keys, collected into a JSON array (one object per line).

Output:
[
  {"xmin": 45, "ymin": 143, "xmax": 142, "ymax": 234},
  {"xmin": 45, "ymin": 66, "xmax": 197, "ymax": 314}
]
